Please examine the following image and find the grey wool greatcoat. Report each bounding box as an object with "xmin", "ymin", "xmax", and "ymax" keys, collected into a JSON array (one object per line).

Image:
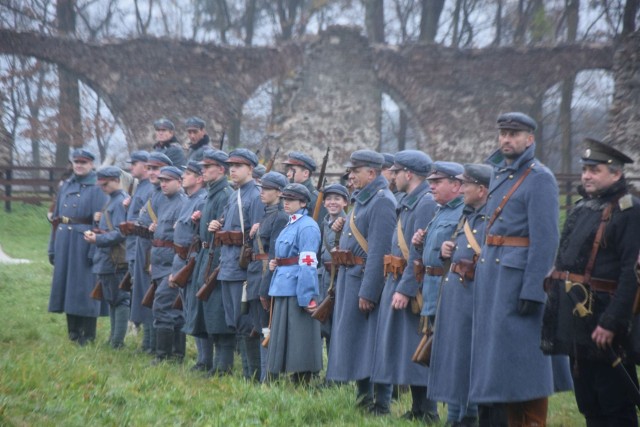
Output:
[
  {"xmin": 326, "ymin": 175, "xmax": 396, "ymax": 382},
  {"xmin": 183, "ymin": 177, "xmax": 232, "ymax": 336},
  {"xmin": 125, "ymin": 178, "xmax": 153, "ymax": 263},
  {"xmin": 469, "ymin": 143, "xmax": 560, "ymax": 404},
  {"xmin": 371, "ymin": 181, "xmax": 437, "ymax": 386},
  {"xmin": 428, "ymin": 204, "xmax": 486, "ymax": 405},
  {"xmin": 48, "ymin": 171, "xmax": 108, "ymax": 317}
]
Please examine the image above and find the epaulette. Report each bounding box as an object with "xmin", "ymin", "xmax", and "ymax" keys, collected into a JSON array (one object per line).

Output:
[
  {"xmin": 619, "ymin": 194, "xmax": 633, "ymax": 211},
  {"xmin": 377, "ymin": 189, "xmax": 385, "ymax": 197}
]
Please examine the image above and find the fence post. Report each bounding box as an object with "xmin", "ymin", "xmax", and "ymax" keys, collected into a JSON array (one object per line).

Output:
[{"xmin": 5, "ymin": 168, "xmax": 11, "ymax": 213}]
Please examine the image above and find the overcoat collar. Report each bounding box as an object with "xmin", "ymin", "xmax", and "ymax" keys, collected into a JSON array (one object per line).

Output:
[
  {"xmin": 399, "ymin": 180, "xmax": 431, "ymax": 211},
  {"xmin": 354, "ymin": 175, "xmax": 389, "ymax": 205},
  {"xmin": 486, "ymin": 143, "xmax": 537, "ymax": 172}
]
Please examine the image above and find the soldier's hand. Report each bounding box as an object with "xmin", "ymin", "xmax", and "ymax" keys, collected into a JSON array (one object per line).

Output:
[
  {"xmin": 441, "ymin": 241, "xmax": 455, "ymax": 259},
  {"xmin": 191, "ymin": 210, "xmax": 201, "ymax": 222},
  {"xmin": 268, "ymin": 259, "xmax": 277, "ymax": 271},
  {"xmin": 517, "ymin": 299, "xmax": 542, "ymax": 316},
  {"xmin": 331, "ymin": 217, "xmax": 346, "ymax": 233},
  {"xmin": 48, "ymin": 253, "xmax": 55, "ymax": 265},
  {"xmin": 83, "ymin": 230, "xmax": 97, "ymax": 243},
  {"xmin": 591, "ymin": 325, "xmax": 615, "ymax": 349},
  {"xmin": 93, "ymin": 212, "xmax": 102, "ymax": 222},
  {"xmin": 260, "ymin": 296, "xmax": 270, "ymax": 311},
  {"xmin": 391, "ymin": 292, "xmax": 409, "ymax": 310},
  {"xmin": 359, "ymin": 297, "xmax": 375, "ymax": 313},
  {"xmin": 412, "ymin": 228, "xmax": 426, "ymax": 246},
  {"xmin": 122, "ymin": 196, "xmax": 131, "ymax": 208},
  {"xmin": 208, "ymin": 219, "xmax": 222, "ymax": 232},
  {"xmin": 148, "ymin": 222, "xmax": 157, "ymax": 232},
  {"xmin": 249, "ymin": 223, "xmax": 260, "ymax": 238}
]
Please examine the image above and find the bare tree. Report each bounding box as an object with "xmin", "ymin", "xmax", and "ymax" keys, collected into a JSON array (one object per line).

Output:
[
  {"xmin": 559, "ymin": 0, "xmax": 578, "ymax": 175},
  {"xmin": 419, "ymin": 0, "xmax": 445, "ymax": 42}
]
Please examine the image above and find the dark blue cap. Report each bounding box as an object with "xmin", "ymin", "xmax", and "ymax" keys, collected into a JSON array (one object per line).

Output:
[
  {"xmin": 96, "ymin": 166, "xmax": 121, "ymax": 180},
  {"xmin": 283, "ymin": 151, "xmax": 317, "ymax": 172},
  {"xmin": 457, "ymin": 163, "xmax": 492, "ymax": 187},
  {"xmin": 153, "ymin": 118, "xmax": 175, "ymax": 131},
  {"xmin": 147, "ymin": 152, "xmax": 173, "ymax": 167},
  {"xmin": 71, "ymin": 149, "xmax": 95, "ymax": 162},
  {"xmin": 252, "ymin": 164, "xmax": 267, "ymax": 179},
  {"xmin": 344, "ymin": 150, "xmax": 385, "ymax": 169},
  {"xmin": 381, "ymin": 153, "xmax": 395, "ymax": 169},
  {"xmin": 427, "ymin": 161, "xmax": 464, "ymax": 180},
  {"xmin": 389, "ymin": 150, "xmax": 433, "ymax": 176},
  {"xmin": 199, "ymin": 148, "xmax": 229, "ymax": 169},
  {"xmin": 227, "ymin": 149, "xmax": 259, "ymax": 167},
  {"xmin": 259, "ymin": 171, "xmax": 288, "ymax": 191},
  {"xmin": 581, "ymin": 138, "xmax": 633, "ymax": 166},
  {"xmin": 281, "ymin": 183, "xmax": 311, "ymax": 202},
  {"xmin": 185, "ymin": 160, "xmax": 203, "ymax": 175},
  {"xmin": 128, "ymin": 150, "xmax": 150, "ymax": 164},
  {"xmin": 497, "ymin": 112, "xmax": 537, "ymax": 132},
  {"xmin": 158, "ymin": 166, "xmax": 183, "ymax": 180},
  {"xmin": 323, "ymin": 183, "xmax": 349, "ymax": 200},
  {"xmin": 185, "ymin": 116, "xmax": 205, "ymax": 130}
]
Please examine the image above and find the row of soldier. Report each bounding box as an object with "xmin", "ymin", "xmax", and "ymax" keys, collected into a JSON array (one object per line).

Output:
[{"xmin": 48, "ymin": 112, "xmax": 640, "ymax": 427}]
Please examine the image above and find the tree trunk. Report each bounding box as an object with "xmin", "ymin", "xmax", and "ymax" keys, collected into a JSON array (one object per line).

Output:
[
  {"xmin": 559, "ymin": 0, "xmax": 579, "ymax": 174},
  {"xmin": 419, "ymin": 0, "xmax": 445, "ymax": 42},
  {"xmin": 622, "ymin": 0, "xmax": 638, "ymax": 34},
  {"xmin": 492, "ymin": 0, "xmax": 503, "ymax": 46},
  {"xmin": 244, "ymin": 0, "xmax": 257, "ymax": 45},
  {"xmin": 398, "ymin": 109, "xmax": 407, "ymax": 151},
  {"xmin": 364, "ymin": 0, "xmax": 385, "ymax": 43}
]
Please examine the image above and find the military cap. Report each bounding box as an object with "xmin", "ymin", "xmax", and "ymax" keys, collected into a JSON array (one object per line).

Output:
[
  {"xmin": 457, "ymin": 163, "xmax": 493, "ymax": 187},
  {"xmin": 185, "ymin": 116, "xmax": 205, "ymax": 130},
  {"xmin": 497, "ymin": 112, "xmax": 537, "ymax": 132},
  {"xmin": 96, "ymin": 166, "xmax": 121, "ymax": 180},
  {"xmin": 427, "ymin": 161, "xmax": 464, "ymax": 180},
  {"xmin": 158, "ymin": 166, "xmax": 183, "ymax": 181},
  {"xmin": 581, "ymin": 138, "xmax": 633, "ymax": 166},
  {"xmin": 381, "ymin": 153, "xmax": 395, "ymax": 169},
  {"xmin": 281, "ymin": 183, "xmax": 311, "ymax": 202},
  {"xmin": 344, "ymin": 149, "xmax": 385, "ymax": 169},
  {"xmin": 71, "ymin": 148, "xmax": 95, "ymax": 162},
  {"xmin": 323, "ymin": 183, "xmax": 349, "ymax": 200},
  {"xmin": 252, "ymin": 164, "xmax": 267, "ymax": 179},
  {"xmin": 283, "ymin": 151, "xmax": 317, "ymax": 172},
  {"xmin": 127, "ymin": 150, "xmax": 149, "ymax": 164},
  {"xmin": 259, "ymin": 171, "xmax": 288, "ymax": 191},
  {"xmin": 153, "ymin": 118, "xmax": 175, "ymax": 131},
  {"xmin": 185, "ymin": 160, "xmax": 203, "ymax": 175},
  {"xmin": 226, "ymin": 148, "xmax": 258, "ymax": 167},
  {"xmin": 199, "ymin": 148, "xmax": 229, "ymax": 168},
  {"xmin": 389, "ymin": 150, "xmax": 433, "ymax": 176},
  {"xmin": 147, "ymin": 152, "xmax": 173, "ymax": 167}
]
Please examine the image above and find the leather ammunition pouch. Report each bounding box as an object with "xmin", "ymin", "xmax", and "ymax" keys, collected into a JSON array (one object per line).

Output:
[
  {"xmin": 413, "ymin": 259, "xmax": 425, "ymax": 283},
  {"xmin": 214, "ymin": 230, "xmax": 244, "ymax": 247},
  {"xmin": 152, "ymin": 239, "xmax": 174, "ymax": 249},
  {"xmin": 323, "ymin": 261, "xmax": 333, "ymax": 271},
  {"xmin": 383, "ymin": 254, "xmax": 407, "ymax": 280},
  {"xmin": 425, "ymin": 266, "xmax": 445, "ymax": 277},
  {"xmin": 330, "ymin": 249, "xmax": 365, "ymax": 266},
  {"xmin": 450, "ymin": 257, "xmax": 477, "ymax": 281},
  {"xmin": 174, "ymin": 244, "xmax": 189, "ymax": 260},
  {"xmin": 238, "ymin": 242, "xmax": 253, "ymax": 269}
]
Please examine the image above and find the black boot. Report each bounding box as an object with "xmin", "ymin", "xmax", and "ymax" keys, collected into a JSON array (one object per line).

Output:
[
  {"xmin": 66, "ymin": 314, "xmax": 81, "ymax": 342},
  {"xmin": 172, "ymin": 328, "xmax": 186, "ymax": 363},
  {"xmin": 152, "ymin": 328, "xmax": 174, "ymax": 365},
  {"xmin": 78, "ymin": 316, "xmax": 97, "ymax": 346}
]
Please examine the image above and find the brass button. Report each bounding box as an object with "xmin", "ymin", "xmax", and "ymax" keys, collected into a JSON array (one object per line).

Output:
[
  {"xmin": 495, "ymin": 258, "xmax": 500, "ymax": 263},
  {"xmin": 445, "ymin": 278, "xmax": 449, "ymax": 282},
  {"xmin": 481, "ymin": 258, "xmax": 485, "ymax": 263},
  {"xmin": 467, "ymin": 244, "xmax": 471, "ymax": 249},
  {"xmin": 68, "ymin": 226, "xmax": 72, "ymax": 230},
  {"xmin": 509, "ymin": 175, "xmax": 514, "ymax": 179},
  {"xmin": 473, "ymin": 229, "xmax": 477, "ymax": 233},
  {"xmin": 63, "ymin": 204, "xmax": 68, "ymax": 207},
  {"xmin": 348, "ymin": 233, "xmax": 352, "ymax": 237},
  {"xmin": 459, "ymin": 277, "xmax": 463, "ymax": 282}
]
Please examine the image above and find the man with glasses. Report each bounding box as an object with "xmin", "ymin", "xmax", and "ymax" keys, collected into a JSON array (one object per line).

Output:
[
  {"xmin": 185, "ymin": 117, "xmax": 211, "ymax": 162},
  {"xmin": 48, "ymin": 149, "xmax": 108, "ymax": 345},
  {"xmin": 153, "ymin": 118, "xmax": 186, "ymax": 168}
]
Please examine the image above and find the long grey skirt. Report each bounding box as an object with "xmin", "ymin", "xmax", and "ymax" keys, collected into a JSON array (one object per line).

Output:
[{"xmin": 266, "ymin": 296, "xmax": 322, "ymax": 375}]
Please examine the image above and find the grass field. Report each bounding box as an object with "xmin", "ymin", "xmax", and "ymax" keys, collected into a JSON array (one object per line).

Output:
[{"xmin": 0, "ymin": 204, "xmax": 588, "ymax": 426}]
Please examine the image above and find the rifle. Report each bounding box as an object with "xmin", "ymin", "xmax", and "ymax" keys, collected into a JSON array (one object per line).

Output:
[
  {"xmin": 311, "ymin": 225, "xmax": 342, "ymax": 323},
  {"xmin": 264, "ymin": 147, "xmax": 280, "ymax": 173},
  {"xmin": 141, "ymin": 280, "xmax": 157, "ymax": 308},
  {"xmin": 118, "ymin": 271, "xmax": 132, "ymax": 291},
  {"xmin": 219, "ymin": 131, "xmax": 225, "ymax": 150},
  {"xmin": 90, "ymin": 280, "xmax": 103, "ymax": 300},
  {"xmin": 170, "ymin": 237, "xmax": 200, "ymax": 288},
  {"xmin": 172, "ymin": 293, "xmax": 183, "ymax": 310},
  {"xmin": 312, "ymin": 146, "xmax": 330, "ymax": 221},
  {"xmin": 197, "ymin": 266, "xmax": 220, "ymax": 301}
]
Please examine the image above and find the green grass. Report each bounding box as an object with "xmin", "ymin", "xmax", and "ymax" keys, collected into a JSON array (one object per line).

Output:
[{"xmin": 0, "ymin": 204, "xmax": 588, "ymax": 426}]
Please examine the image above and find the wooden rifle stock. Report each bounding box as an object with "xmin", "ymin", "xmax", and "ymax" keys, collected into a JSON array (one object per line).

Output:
[
  {"xmin": 311, "ymin": 288, "xmax": 334, "ymax": 323},
  {"xmin": 312, "ymin": 177, "xmax": 326, "ymax": 222},
  {"xmin": 172, "ymin": 293, "xmax": 183, "ymax": 310},
  {"xmin": 141, "ymin": 281, "xmax": 157, "ymax": 308},
  {"xmin": 172, "ymin": 257, "xmax": 196, "ymax": 288},
  {"xmin": 118, "ymin": 271, "xmax": 132, "ymax": 291},
  {"xmin": 264, "ymin": 147, "xmax": 280, "ymax": 173},
  {"xmin": 197, "ymin": 266, "xmax": 220, "ymax": 301},
  {"xmin": 90, "ymin": 281, "xmax": 103, "ymax": 300}
]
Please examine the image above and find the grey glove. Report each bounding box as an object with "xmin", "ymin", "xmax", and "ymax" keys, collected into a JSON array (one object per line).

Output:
[
  {"xmin": 48, "ymin": 253, "xmax": 55, "ymax": 265},
  {"xmin": 518, "ymin": 299, "xmax": 542, "ymax": 316}
]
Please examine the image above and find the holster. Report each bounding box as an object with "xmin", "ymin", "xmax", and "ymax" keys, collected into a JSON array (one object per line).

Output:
[
  {"xmin": 383, "ymin": 254, "xmax": 407, "ymax": 280},
  {"xmin": 118, "ymin": 221, "xmax": 136, "ymax": 236},
  {"xmin": 214, "ymin": 230, "xmax": 244, "ymax": 247},
  {"xmin": 413, "ymin": 259, "xmax": 425, "ymax": 283}
]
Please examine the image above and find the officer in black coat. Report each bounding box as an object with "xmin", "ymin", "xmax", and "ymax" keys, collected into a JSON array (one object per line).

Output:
[
  {"xmin": 542, "ymin": 138, "xmax": 640, "ymax": 427},
  {"xmin": 153, "ymin": 118, "xmax": 186, "ymax": 168}
]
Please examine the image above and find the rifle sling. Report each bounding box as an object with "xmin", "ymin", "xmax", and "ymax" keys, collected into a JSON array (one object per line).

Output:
[
  {"xmin": 486, "ymin": 164, "xmax": 534, "ymax": 231},
  {"xmin": 348, "ymin": 208, "xmax": 368, "ymax": 254}
]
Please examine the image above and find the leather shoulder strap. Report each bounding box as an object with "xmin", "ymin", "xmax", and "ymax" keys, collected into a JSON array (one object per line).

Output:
[
  {"xmin": 397, "ymin": 217, "xmax": 410, "ymax": 261},
  {"xmin": 487, "ymin": 164, "xmax": 534, "ymax": 231},
  {"xmin": 349, "ymin": 208, "xmax": 368, "ymax": 254},
  {"xmin": 584, "ymin": 200, "xmax": 615, "ymax": 284},
  {"xmin": 463, "ymin": 219, "xmax": 481, "ymax": 255},
  {"xmin": 146, "ymin": 199, "xmax": 157, "ymax": 223}
]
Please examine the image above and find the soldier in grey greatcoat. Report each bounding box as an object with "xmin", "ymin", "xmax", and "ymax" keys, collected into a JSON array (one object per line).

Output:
[
  {"xmin": 427, "ymin": 164, "xmax": 492, "ymax": 427},
  {"xmin": 371, "ymin": 150, "xmax": 437, "ymax": 419},
  {"xmin": 326, "ymin": 150, "xmax": 397, "ymax": 414},
  {"xmin": 208, "ymin": 149, "xmax": 265, "ymax": 377},
  {"xmin": 48, "ymin": 149, "xmax": 108, "ymax": 345},
  {"xmin": 152, "ymin": 118, "xmax": 186, "ymax": 168},
  {"xmin": 184, "ymin": 149, "xmax": 233, "ymax": 375},
  {"xmin": 469, "ymin": 112, "xmax": 564, "ymax": 425},
  {"xmin": 131, "ymin": 152, "xmax": 172, "ymax": 354},
  {"xmin": 380, "ymin": 152, "xmax": 404, "ymax": 203},
  {"xmin": 185, "ymin": 117, "xmax": 211, "ymax": 162},
  {"xmin": 84, "ymin": 166, "xmax": 130, "ymax": 349}
]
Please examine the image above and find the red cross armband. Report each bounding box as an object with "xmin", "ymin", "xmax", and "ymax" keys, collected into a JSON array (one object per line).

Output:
[{"xmin": 299, "ymin": 252, "xmax": 318, "ymax": 268}]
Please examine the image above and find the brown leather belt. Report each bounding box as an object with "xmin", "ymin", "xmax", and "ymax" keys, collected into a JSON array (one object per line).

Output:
[
  {"xmin": 486, "ymin": 234, "xmax": 530, "ymax": 247},
  {"xmin": 152, "ymin": 239, "xmax": 174, "ymax": 249},
  {"xmin": 333, "ymin": 256, "xmax": 365, "ymax": 266},
  {"xmin": 275, "ymin": 256, "xmax": 298, "ymax": 266},
  {"xmin": 548, "ymin": 270, "xmax": 617, "ymax": 294},
  {"xmin": 425, "ymin": 266, "xmax": 444, "ymax": 276},
  {"xmin": 58, "ymin": 216, "xmax": 93, "ymax": 225},
  {"xmin": 323, "ymin": 261, "xmax": 333, "ymax": 271},
  {"xmin": 252, "ymin": 253, "xmax": 268, "ymax": 261},
  {"xmin": 450, "ymin": 262, "xmax": 476, "ymax": 281},
  {"xmin": 174, "ymin": 244, "xmax": 189, "ymax": 260},
  {"xmin": 202, "ymin": 241, "xmax": 210, "ymax": 249}
]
